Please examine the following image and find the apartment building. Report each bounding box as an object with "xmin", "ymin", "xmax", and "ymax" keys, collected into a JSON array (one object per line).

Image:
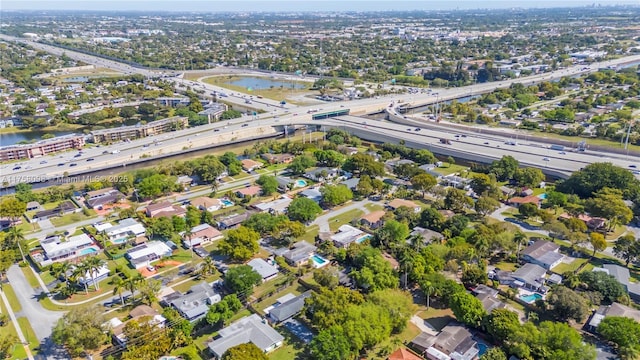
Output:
[
  {"xmin": 0, "ymin": 134, "xmax": 85, "ymax": 161},
  {"xmin": 90, "ymin": 116, "xmax": 188, "ymax": 143}
]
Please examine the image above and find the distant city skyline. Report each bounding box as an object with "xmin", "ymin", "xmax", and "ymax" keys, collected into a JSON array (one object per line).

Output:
[{"xmin": 2, "ymin": 0, "xmax": 639, "ymax": 12}]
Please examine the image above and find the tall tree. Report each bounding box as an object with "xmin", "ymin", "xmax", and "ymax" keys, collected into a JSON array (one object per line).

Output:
[
  {"xmin": 222, "ymin": 343, "xmax": 268, "ymax": 360},
  {"xmin": 218, "ymin": 226, "xmax": 260, "ymax": 262},
  {"xmin": 52, "ymin": 307, "xmax": 109, "ymax": 357},
  {"xmin": 224, "ymin": 265, "xmax": 262, "ymax": 296},
  {"xmin": 411, "ymin": 173, "xmax": 437, "ymax": 197},
  {"xmin": 589, "ymin": 232, "xmax": 607, "ymax": 258},
  {"xmin": 287, "ymin": 197, "xmax": 322, "ymax": 222},
  {"xmin": 449, "ymin": 292, "xmax": 486, "ymax": 328},
  {"xmin": 614, "ymin": 234, "xmax": 640, "ymax": 266}
]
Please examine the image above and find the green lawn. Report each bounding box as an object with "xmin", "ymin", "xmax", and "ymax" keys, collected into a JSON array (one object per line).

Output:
[
  {"xmin": 492, "ymin": 261, "xmax": 517, "ymax": 272},
  {"xmin": 2, "ymin": 285, "xmax": 22, "ymax": 313},
  {"xmin": 297, "ymin": 225, "xmax": 319, "ymax": 243},
  {"xmin": 0, "ymin": 295, "xmax": 29, "ymax": 359},
  {"xmin": 328, "ymin": 209, "xmax": 364, "ymax": 232},
  {"xmin": 552, "ymin": 258, "xmax": 589, "ymax": 274},
  {"xmin": 431, "ymin": 164, "xmax": 469, "ymax": 176},
  {"xmin": 269, "ymin": 326, "xmax": 306, "ymax": 360},
  {"xmin": 50, "ymin": 210, "xmax": 97, "ymax": 227},
  {"xmin": 419, "ymin": 308, "xmax": 454, "ymax": 331},
  {"xmin": 20, "ymin": 267, "xmax": 40, "ymax": 288},
  {"xmin": 364, "ymin": 203, "xmax": 385, "ymax": 212},
  {"xmin": 16, "ymin": 317, "xmax": 38, "ymax": 354}
]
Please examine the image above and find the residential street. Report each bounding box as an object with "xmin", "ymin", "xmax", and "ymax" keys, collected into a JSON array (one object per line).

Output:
[{"xmin": 6, "ymin": 265, "xmax": 67, "ymax": 359}]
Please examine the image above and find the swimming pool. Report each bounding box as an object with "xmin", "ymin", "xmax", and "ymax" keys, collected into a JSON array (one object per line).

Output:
[
  {"xmin": 356, "ymin": 234, "xmax": 373, "ymax": 244},
  {"xmin": 310, "ymin": 254, "xmax": 329, "ymax": 268},
  {"xmin": 295, "ymin": 179, "xmax": 308, "ymax": 187},
  {"xmin": 111, "ymin": 237, "xmax": 127, "ymax": 244},
  {"xmin": 79, "ymin": 247, "xmax": 98, "ymax": 256},
  {"xmin": 221, "ymin": 198, "xmax": 234, "ymax": 207},
  {"xmin": 538, "ymin": 193, "xmax": 548, "ymax": 199},
  {"xmin": 477, "ymin": 342, "xmax": 489, "ymax": 357},
  {"xmin": 520, "ymin": 293, "xmax": 543, "ymax": 303}
]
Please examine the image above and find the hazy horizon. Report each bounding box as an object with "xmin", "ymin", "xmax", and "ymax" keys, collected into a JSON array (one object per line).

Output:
[{"xmin": 2, "ymin": 0, "xmax": 640, "ymax": 12}]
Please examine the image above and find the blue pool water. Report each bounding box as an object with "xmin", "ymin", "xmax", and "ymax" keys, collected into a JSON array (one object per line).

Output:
[
  {"xmin": 226, "ymin": 76, "xmax": 307, "ymax": 90},
  {"xmin": 311, "ymin": 255, "xmax": 329, "ymax": 267},
  {"xmin": 538, "ymin": 193, "xmax": 548, "ymax": 199},
  {"xmin": 295, "ymin": 179, "xmax": 308, "ymax": 187},
  {"xmin": 520, "ymin": 293, "xmax": 543, "ymax": 303},
  {"xmin": 111, "ymin": 237, "xmax": 127, "ymax": 244},
  {"xmin": 79, "ymin": 247, "xmax": 98, "ymax": 256},
  {"xmin": 478, "ymin": 343, "xmax": 489, "ymax": 357},
  {"xmin": 356, "ymin": 234, "xmax": 373, "ymax": 244},
  {"xmin": 221, "ymin": 199, "xmax": 234, "ymax": 207}
]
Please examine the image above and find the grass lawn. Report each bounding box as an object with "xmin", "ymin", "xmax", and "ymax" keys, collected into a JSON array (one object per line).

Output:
[
  {"xmin": 364, "ymin": 203, "xmax": 385, "ymax": 212},
  {"xmin": 606, "ymin": 225, "xmax": 627, "ymax": 241},
  {"xmin": 431, "ymin": 164, "xmax": 469, "ymax": 176},
  {"xmin": 269, "ymin": 326, "xmax": 306, "ymax": 360},
  {"xmin": 297, "ymin": 225, "xmax": 319, "ymax": 243},
  {"xmin": 492, "ymin": 261, "xmax": 517, "ymax": 272},
  {"xmin": 328, "ymin": 209, "xmax": 364, "ymax": 232},
  {"xmin": 16, "ymin": 317, "xmax": 38, "ymax": 353},
  {"xmin": 418, "ymin": 308, "xmax": 454, "ymax": 331},
  {"xmin": 552, "ymin": 258, "xmax": 588, "ymax": 274},
  {"xmin": 20, "ymin": 267, "xmax": 40, "ymax": 288},
  {"xmin": 0, "ymin": 297, "xmax": 28, "ymax": 360},
  {"xmin": 2, "ymin": 284, "xmax": 22, "ymax": 313},
  {"xmin": 50, "ymin": 210, "xmax": 98, "ymax": 227},
  {"xmin": 14, "ymin": 221, "xmax": 39, "ymax": 234}
]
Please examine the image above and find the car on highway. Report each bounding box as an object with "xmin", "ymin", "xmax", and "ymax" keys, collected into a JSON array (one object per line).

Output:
[
  {"xmin": 484, "ymin": 142, "xmax": 490, "ymax": 145},
  {"xmin": 69, "ymin": 163, "xmax": 78, "ymax": 167},
  {"xmin": 542, "ymin": 157, "xmax": 550, "ymax": 161},
  {"xmin": 559, "ymin": 151, "xmax": 566, "ymax": 155},
  {"xmin": 40, "ymin": 160, "xmax": 47, "ymax": 164},
  {"xmin": 242, "ymin": 123, "xmax": 249, "ymax": 127},
  {"xmin": 74, "ymin": 153, "xmax": 82, "ymax": 158},
  {"xmin": 414, "ymin": 128, "xmax": 421, "ymax": 131},
  {"xmin": 214, "ymin": 128, "xmax": 220, "ymax": 132},
  {"xmin": 103, "ymin": 150, "xmax": 109, "ymax": 154},
  {"xmin": 86, "ymin": 158, "xmax": 95, "ymax": 162},
  {"xmin": 58, "ymin": 163, "xmax": 65, "ymax": 167},
  {"xmin": 407, "ymin": 128, "xmax": 412, "ymax": 131},
  {"xmin": 630, "ymin": 165, "xmax": 637, "ymax": 168},
  {"xmin": 12, "ymin": 166, "xmax": 21, "ymax": 170}
]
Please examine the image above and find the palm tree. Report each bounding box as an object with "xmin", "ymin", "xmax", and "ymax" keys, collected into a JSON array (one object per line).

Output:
[
  {"xmin": 514, "ymin": 232, "xmax": 527, "ymax": 260},
  {"xmin": 7, "ymin": 227, "xmax": 26, "ymax": 262},
  {"xmin": 423, "ymin": 281, "xmax": 435, "ymax": 309},
  {"xmin": 126, "ymin": 273, "xmax": 143, "ymax": 302},
  {"xmin": 51, "ymin": 261, "xmax": 71, "ymax": 285},
  {"xmin": 73, "ymin": 262, "xmax": 91, "ymax": 295},
  {"xmin": 184, "ymin": 229, "xmax": 194, "ymax": 258},
  {"xmin": 111, "ymin": 275, "xmax": 127, "ymax": 306},
  {"xmin": 58, "ymin": 281, "xmax": 75, "ymax": 303},
  {"xmin": 85, "ymin": 256, "xmax": 106, "ymax": 291},
  {"xmin": 198, "ymin": 257, "xmax": 217, "ymax": 279}
]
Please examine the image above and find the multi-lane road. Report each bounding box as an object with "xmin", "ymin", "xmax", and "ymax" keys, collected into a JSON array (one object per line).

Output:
[{"xmin": 3, "ymin": 35, "xmax": 640, "ymax": 186}]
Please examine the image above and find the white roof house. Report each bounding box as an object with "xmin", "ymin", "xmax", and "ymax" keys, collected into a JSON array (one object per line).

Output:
[
  {"xmin": 103, "ymin": 218, "xmax": 146, "ymax": 241},
  {"xmin": 331, "ymin": 224, "xmax": 367, "ymax": 249},
  {"xmin": 93, "ymin": 222, "xmax": 112, "ymax": 232},
  {"xmin": 207, "ymin": 314, "xmax": 284, "ymax": 359},
  {"xmin": 40, "ymin": 233, "xmax": 95, "ymax": 264},
  {"xmin": 247, "ymin": 258, "xmax": 279, "ymax": 282},
  {"xmin": 125, "ymin": 241, "xmax": 173, "ymax": 269}
]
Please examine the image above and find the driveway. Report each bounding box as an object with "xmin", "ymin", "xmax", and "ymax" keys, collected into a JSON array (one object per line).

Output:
[
  {"xmin": 6, "ymin": 265, "xmax": 67, "ymax": 359},
  {"xmin": 29, "ymin": 216, "xmax": 105, "ymax": 241}
]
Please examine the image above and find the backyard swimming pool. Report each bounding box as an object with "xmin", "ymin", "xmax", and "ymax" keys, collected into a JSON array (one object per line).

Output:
[
  {"xmin": 295, "ymin": 179, "xmax": 308, "ymax": 187},
  {"xmin": 477, "ymin": 342, "xmax": 489, "ymax": 357},
  {"xmin": 311, "ymin": 254, "xmax": 329, "ymax": 268},
  {"xmin": 520, "ymin": 293, "xmax": 543, "ymax": 303},
  {"xmin": 111, "ymin": 237, "xmax": 127, "ymax": 244},
  {"xmin": 221, "ymin": 198, "xmax": 234, "ymax": 207},
  {"xmin": 356, "ymin": 234, "xmax": 373, "ymax": 244},
  {"xmin": 538, "ymin": 193, "xmax": 548, "ymax": 199},
  {"xmin": 79, "ymin": 247, "xmax": 98, "ymax": 256}
]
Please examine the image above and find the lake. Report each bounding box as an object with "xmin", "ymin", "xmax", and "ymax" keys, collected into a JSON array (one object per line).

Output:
[
  {"xmin": 0, "ymin": 130, "xmax": 76, "ymax": 146},
  {"xmin": 226, "ymin": 76, "xmax": 307, "ymax": 90}
]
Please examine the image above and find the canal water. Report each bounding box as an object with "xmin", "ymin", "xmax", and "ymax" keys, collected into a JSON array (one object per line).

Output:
[{"xmin": 0, "ymin": 130, "xmax": 76, "ymax": 146}]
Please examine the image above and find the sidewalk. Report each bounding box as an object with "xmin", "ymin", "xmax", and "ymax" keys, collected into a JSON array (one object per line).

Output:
[{"xmin": 0, "ymin": 288, "xmax": 35, "ymax": 360}]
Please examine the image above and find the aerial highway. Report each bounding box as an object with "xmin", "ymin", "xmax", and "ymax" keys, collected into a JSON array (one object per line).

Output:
[
  {"xmin": 3, "ymin": 35, "xmax": 640, "ymax": 187},
  {"xmin": 4, "ymin": 107, "xmax": 640, "ymax": 187}
]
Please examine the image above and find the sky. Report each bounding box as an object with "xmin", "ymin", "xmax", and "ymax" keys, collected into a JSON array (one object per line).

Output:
[{"xmin": 2, "ymin": 0, "xmax": 639, "ymax": 12}]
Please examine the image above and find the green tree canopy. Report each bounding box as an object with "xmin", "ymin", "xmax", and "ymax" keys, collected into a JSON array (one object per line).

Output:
[
  {"xmin": 320, "ymin": 184, "xmax": 353, "ymax": 207},
  {"xmin": 222, "ymin": 343, "xmax": 268, "ymax": 360},
  {"xmin": 557, "ymin": 162, "xmax": 639, "ymax": 198},
  {"xmin": 52, "ymin": 306, "xmax": 109, "ymax": 357},
  {"xmin": 256, "ymin": 175, "xmax": 279, "ymax": 196},
  {"xmin": 449, "ymin": 291, "xmax": 486, "ymax": 328},
  {"xmin": 224, "ymin": 265, "xmax": 262, "ymax": 295},
  {"xmin": 288, "ymin": 197, "xmax": 323, "ymax": 222},
  {"xmin": 218, "ymin": 226, "xmax": 260, "ymax": 261}
]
